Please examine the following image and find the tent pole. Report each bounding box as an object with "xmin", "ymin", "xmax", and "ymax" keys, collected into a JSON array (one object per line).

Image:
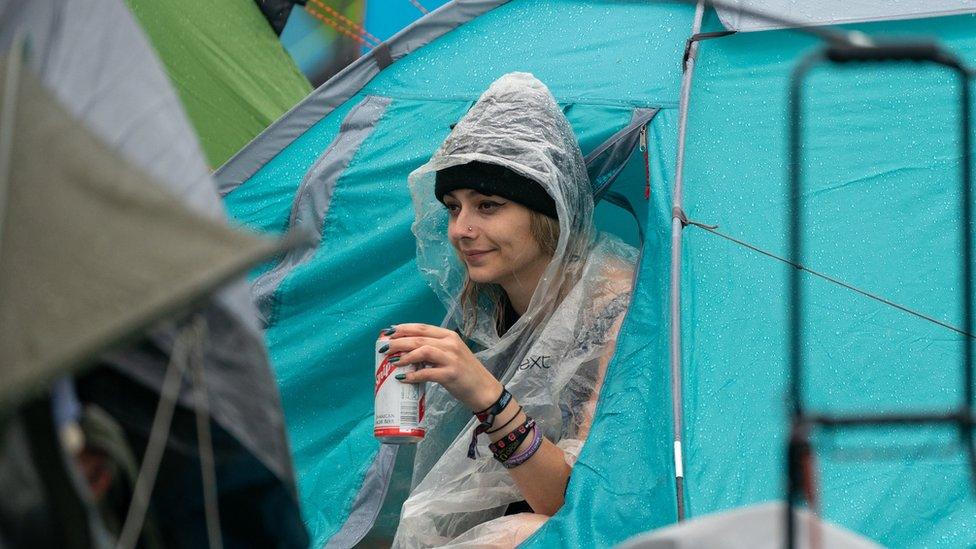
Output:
[
  {"xmin": 189, "ymin": 317, "xmax": 224, "ymax": 549},
  {"xmin": 668, "ymin": 0, "xmax": 705, "ymax": 523}
]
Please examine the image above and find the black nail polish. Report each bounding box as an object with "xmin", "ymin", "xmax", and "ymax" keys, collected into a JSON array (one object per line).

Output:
[
  {"xmin": 378, "ymin": 343, "xmax": 389, "ymax": 353},
  {"xmin": 394, "ymin": 373, "xmax": 406, "ymax": 381},
  {"xmin": 382, "ymin": 327, "xmax": 396, "ymax": 336},
  {"xmin": 389, "ymin": 356, "xmax": 400, "ymax": 363}
]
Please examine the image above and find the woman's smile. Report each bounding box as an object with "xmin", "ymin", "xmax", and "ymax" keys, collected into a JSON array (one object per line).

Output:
[{"xmin": 462, "ymin": 248, "xmax": 495, "ymax": 265}]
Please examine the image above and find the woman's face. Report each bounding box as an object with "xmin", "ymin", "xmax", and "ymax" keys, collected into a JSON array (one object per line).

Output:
[{"xmin": 443, "ymin": 189, "xmax": 552, "ymax": 289}]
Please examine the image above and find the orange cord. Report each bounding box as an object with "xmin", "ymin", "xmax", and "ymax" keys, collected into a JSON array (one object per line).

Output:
[
  {"xmin": 304, "ymin": 5, "xmax": 374, "ymax": 49},
  {"xmin": 308, "ymin": 0, "xmax": 381, "ymax": 45}
]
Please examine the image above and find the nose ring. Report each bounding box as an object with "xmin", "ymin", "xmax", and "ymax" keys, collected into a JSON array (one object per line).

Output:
[{"xmin": 467, "ymin": 226, "xmax": 473, "ymax": 232}]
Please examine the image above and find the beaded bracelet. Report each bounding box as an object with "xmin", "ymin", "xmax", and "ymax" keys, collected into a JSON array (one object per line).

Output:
[
  {"xmin": 502, "ymin": 423, "xmax": 543, "ymax": 469},
  {"xmin": 490, "ymin": 418, "xmax": 536, "ymax": 463},
  {"xmin": 467, "ymin": 388, "xmax": 512, "ymax": 459}
]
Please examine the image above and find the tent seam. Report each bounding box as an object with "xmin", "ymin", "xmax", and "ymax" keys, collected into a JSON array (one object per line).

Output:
[{"xmin": 260, "ymin": 95, "xmax": 393, "ymax": 328}]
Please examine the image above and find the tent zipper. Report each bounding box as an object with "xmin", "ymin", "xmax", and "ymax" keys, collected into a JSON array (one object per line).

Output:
[{"xmin": 640, "ymin": 124, "xmax": 650, "ymax": 200}]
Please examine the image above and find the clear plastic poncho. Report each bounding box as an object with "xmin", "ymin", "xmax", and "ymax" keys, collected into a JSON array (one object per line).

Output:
[{"xmin": 394, "ymin": 72, "xmax": 637, "ymax": 547}]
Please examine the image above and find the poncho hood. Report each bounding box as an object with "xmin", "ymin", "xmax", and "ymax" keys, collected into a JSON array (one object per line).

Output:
[{"xmin": 409, "ymin": 72, "xmax": 595, "ymax": 344}]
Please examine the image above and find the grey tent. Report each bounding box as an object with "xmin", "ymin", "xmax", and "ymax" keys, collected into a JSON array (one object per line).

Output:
[
  {"xmin": 0, "ymin": 0, "xmax": 309, "ymax": 545},
  {"xmin": 0, "ymin": 43, "xmax": 298, "ymax": 546},
  {"xmin": 0, "ymin": 52, "xmax": 286, "ymax": 411}
]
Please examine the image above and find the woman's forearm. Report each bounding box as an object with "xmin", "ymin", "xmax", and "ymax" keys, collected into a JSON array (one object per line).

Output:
[
  {"xmin": 487, "ymin": 400, "xmax": 571, "ymax": 516},
  {"xmin": 506, "ymin": 439, "xmax": 570, "ymax": 515}
]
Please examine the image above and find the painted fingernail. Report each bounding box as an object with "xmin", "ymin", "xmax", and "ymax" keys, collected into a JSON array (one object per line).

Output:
[
  {"xmin": 388, "ymin": 356, "xmax": 400, "ymax": 363},
  {"xmin": 381, "ymin": 326, "xmax": 396, "ymax": 336},
  {"xmin": 394, "ymin": 373, "xmax": 406, "ymax": 381},
  {"xmin": 377, "ymin": 343, "xmax": 389, "ymax": 353}
]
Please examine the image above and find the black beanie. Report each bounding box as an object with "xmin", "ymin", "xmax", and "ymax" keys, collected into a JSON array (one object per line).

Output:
[{"xmin": 434, "ymin": 161, "xmax": 558, "ymax": 219}]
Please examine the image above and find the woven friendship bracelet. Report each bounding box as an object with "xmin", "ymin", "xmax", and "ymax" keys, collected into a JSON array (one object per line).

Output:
[
  {"xmin": 490, "ymin": 418, "xmax": 536, "ymax": 463},
  {"xmin": 467, "ymin": 388, "xmax": 512, "ymax": 459},
  {"xmin": 502, "ymin": 423, "xmax": 543, "ymax": 469}
]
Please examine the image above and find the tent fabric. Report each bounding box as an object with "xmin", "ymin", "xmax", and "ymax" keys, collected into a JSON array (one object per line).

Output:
[
  {"xmin": 325, "ymin": 443, "xmax": 399, "ymax": 548},
  {"xmin": 218, "ymin": 0, "xmax": 976, "ymax": 547},
  {"xmin": 251, "ymin": 95, "xmax": 393, "ymax": 324},
  {"xmin": 216, "ymin": 0, "xmax": 509, "ymax": 195},
  {"xmin": 678, "ymin": 11, "xmax": 976, "ymax": 548},
  {"xmin": 76, "ymin": 364, "xmax": 310, "ymax": 547},
  {"xmin": 0, "ymin": 42, "xmax": 303, "ymax": 546},
  {"xmin": 221, "ymin": 1, "xmax": 688, "ymax": 545},
  {"xmin": 363, "ymin": 0, "xmax": 450, "ymax": 44},
  {"xmin": 617, "ymin": 503, "xmax": 882, "ymax": 549},
  {"xmin": 714, "ymin": 1, "xmax": 976, "ymax": 32},
  {"xmin": 0, "ymin": 2, "xmax": 308, "ymax": 543},
  {"xmin": 0, "ymin": 0, "xmax": 262, "ymax": 336},
  {"xmin": 125, "ymin": 0, "xmax": 312, "ymax": 168},
  {"xmin": 0, "ymin": 42, "xmax": 281, "ymax": 414},
  {"xmin": 0, "ymin": 0, "xmax": 299, "ymax": 487}
]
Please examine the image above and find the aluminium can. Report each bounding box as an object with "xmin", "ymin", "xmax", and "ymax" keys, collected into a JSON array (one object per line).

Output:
[{"xmin": 374, "ymin": 333, "xmax": 425, "ymax": 444}]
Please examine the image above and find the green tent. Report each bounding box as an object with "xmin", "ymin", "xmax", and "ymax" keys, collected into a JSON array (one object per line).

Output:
[{"xmin": 127, "ymin": 0, "xmax": 312, "ymax": 168}]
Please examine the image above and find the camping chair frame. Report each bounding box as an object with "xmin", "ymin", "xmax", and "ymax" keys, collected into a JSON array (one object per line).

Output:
[{"xmin": 784, "ymin": 41, "xmax": 976, "ymax": 549}]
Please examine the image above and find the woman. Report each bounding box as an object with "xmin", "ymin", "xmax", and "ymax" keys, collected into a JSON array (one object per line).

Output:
[{"xmin": 386, "ymin": 72, "xmax": 637, "ymax": 547}]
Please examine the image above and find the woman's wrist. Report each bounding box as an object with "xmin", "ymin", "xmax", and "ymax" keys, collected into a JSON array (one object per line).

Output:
[
  {"xmin": 466, "ymin": 380, "xmax": 505, "ymax": 413},
  {"xmin": 467, "ymin": 385, "xmax": 512, "ymax": 459}
]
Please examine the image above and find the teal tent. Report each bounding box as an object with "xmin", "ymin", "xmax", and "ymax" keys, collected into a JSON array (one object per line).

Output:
[{"xmin": 216, "ymin": 1, "xmax": 976, "ymax": 546}]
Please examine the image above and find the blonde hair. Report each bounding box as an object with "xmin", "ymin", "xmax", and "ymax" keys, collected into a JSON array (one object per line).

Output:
[{"xmin": 458, "ymin": 211, "xmax": 560, "ymax": 337}]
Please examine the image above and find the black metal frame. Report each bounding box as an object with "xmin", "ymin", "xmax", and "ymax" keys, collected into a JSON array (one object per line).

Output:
[{"xmin": 786, "ymin": 42, "xmax": 975, "ymax": 549}]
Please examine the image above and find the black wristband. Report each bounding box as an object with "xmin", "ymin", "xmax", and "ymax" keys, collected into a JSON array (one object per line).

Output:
[
  {"xmin": 468, "ymin": 387, "xmax": 512, "ymax": 459},
  {"xmin": 474, "ymin": 387, "xmax": 511, "ymax": 423},
  {"xmin": 486, "ymin": 405, "xmax": 523, "ymax": 434}
]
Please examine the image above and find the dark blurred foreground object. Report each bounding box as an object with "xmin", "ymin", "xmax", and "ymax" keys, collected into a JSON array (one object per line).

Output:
[
  {"xmin": 0, "ymin": 0, "xmax": 310, "ymax": 546},
  {"xmin": 0, "ymin": 45, "xmax": 300, "ymax": 546},
  {"xmin": 255, "ymin": 0, "xmax": 307, "ymax": 35}
]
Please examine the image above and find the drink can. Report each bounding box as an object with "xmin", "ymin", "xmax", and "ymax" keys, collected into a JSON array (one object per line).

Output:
[{"xmin": 374, "ymin": 332, "xmax": 425, "ymax": 443}]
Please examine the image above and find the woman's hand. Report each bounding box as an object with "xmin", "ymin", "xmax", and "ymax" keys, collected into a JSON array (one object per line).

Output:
[{"xmin": 385, "ymin": 323, "xmax": 503, "ymax": 412}]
